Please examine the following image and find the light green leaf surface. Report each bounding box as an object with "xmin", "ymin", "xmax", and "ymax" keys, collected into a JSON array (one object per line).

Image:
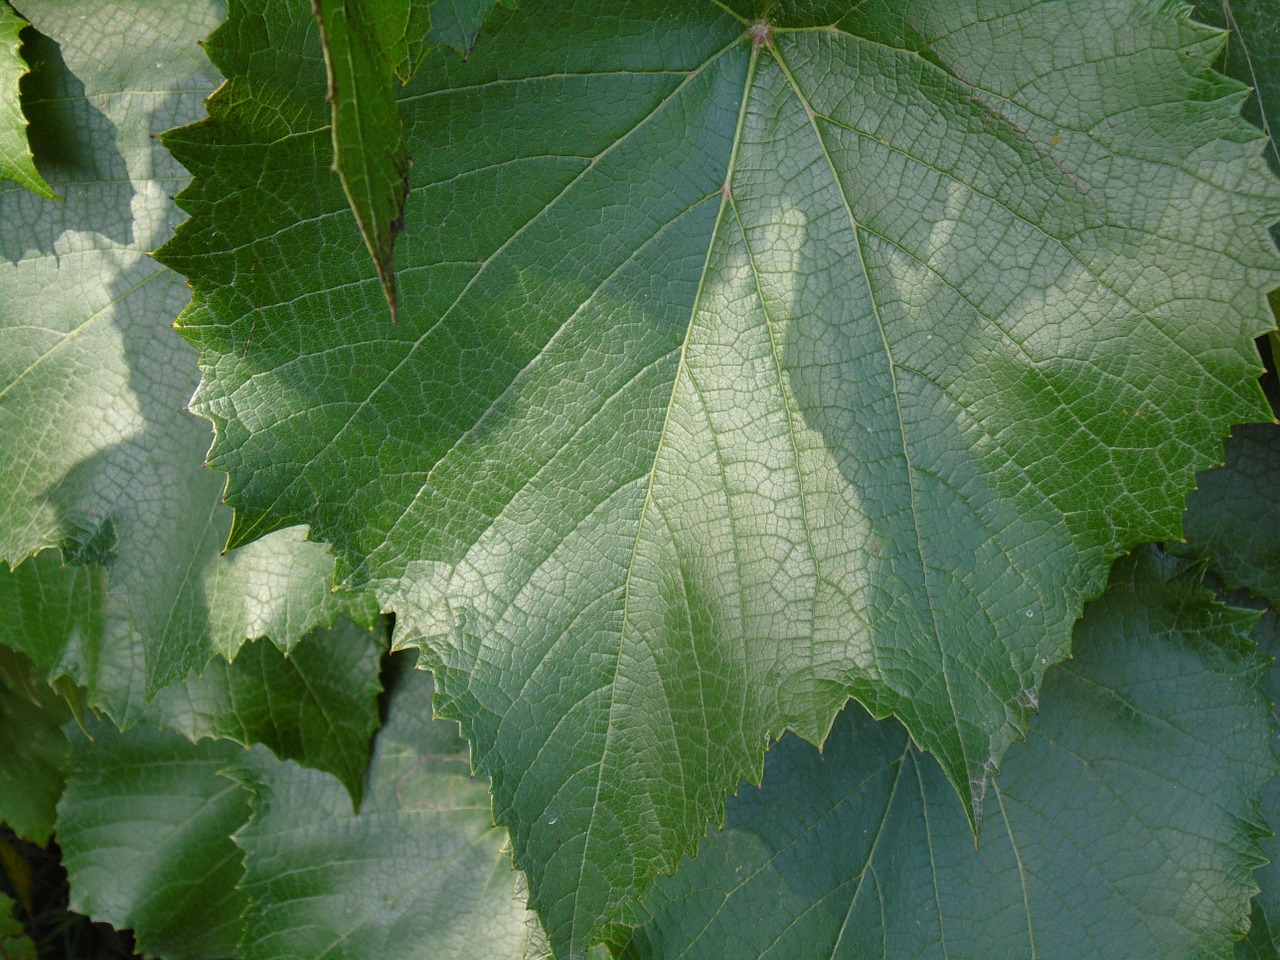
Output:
[
  {"xmin": 0, "ymin": 891, "xmax": 34, "ymax": 960},
  {"xmin": 1170, "ymin": 423, "xmax": 1280, "ymax": 607},
  {"xmin": 0, "ymin": 1, "xmax": 52, "ymax": 199},
  {"xmin": 0, "ymin": 647, "xmax": 68, "ymax": 843},
  {"xmin": 623, "ymin": 549, "xmax": 1274, "ymax": 960},
  {"xmin": 161, "ymin": 2, "xmax": 1280, "ymax": 953},
  {"xmin": 57, "ymin": 719, "xmax": 250, "ymax": 960},
  {"xmin": 229, "ymin": 660, "xmax": 543, "ymax": 960},
  {"xmin": 0, "ymin": 1, "xmax": 376, "ymax": 694},
  {"xmin": 314, "ymin": 0, "xmax": 412, "ymax": 322}
]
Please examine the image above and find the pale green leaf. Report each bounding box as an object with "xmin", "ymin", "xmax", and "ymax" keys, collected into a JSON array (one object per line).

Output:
[
  {"xmin": 0, "ymin": 1, "xmax": 376, "ymax": 694},
  {"xmin": 57, "ymin": 719, "xmax": 250, "ymax": 960},
  {"xmin": 161, "ymin": 2, "xmax": 1280, "ymax": 953},
  {"xmin": 0, "ymin": 647, "xmax": 68, "ymax": 844},
  {"xmin": 0, "ymin": 1, "xmax": 53, "ymax": 199},
  {"xmin": 229, "ymin": 660, "xmax": 543, "ymax": 960},
  {"xmin": 624, "ymin": 549, "xmax": 1274, "ymax": 960}
]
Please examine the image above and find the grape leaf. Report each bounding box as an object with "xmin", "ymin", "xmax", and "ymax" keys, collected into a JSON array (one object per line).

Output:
[
  {"xmin": 0, "ymin": 891, "xmax": 34, "ymax": 960},
  {"xmin": 0, "ymin": 0, "xmax": 52, "ymax": 199},
  {"xmin": 145, "ymin": 618, "xmax": 385, "ymax": 803},
  {"xmin": 0, "ymin": 549, "xmax": 385, "ymax": 795},
  {"xmin": 0, "ymin": 0, "xmax": 376, "ymax": 694},
  {"xmin": 1240, "ymin": 609, "xmax": 1280, "ymax": 960},
  {"xmin": 623, "ymin": 549, "xmax": 1274, "ymax": 960},
  {"xmin": 429, "ymin": 0, "xmax": 513, "ymax": 55},
  {"xmin": 228, "ymin": 660, "xmax": 544, "ymax": 960},
  {"xmin": 160, "ymin": 1, "xmax": 1280, "ymax": 953},
  {"xmin": 57, "ymin": 720, "xmax": 250, "ymax": 960},
  {"xmin": 0, "ymin": 647, "xmax": 68, "ymax": 843}
]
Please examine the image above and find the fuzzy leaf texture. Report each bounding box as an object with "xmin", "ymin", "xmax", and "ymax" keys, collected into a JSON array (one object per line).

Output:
[
  {"xmin": 623, "ymin": 549, "xmax": 1275, "ymax": 960},
  {"xmin": 0, "ymin": 0, "xmax": 377, "ymax": 700},
  {"xmin": 160, "ymin": 1, "xmax": 1280, "ymax": 954}
]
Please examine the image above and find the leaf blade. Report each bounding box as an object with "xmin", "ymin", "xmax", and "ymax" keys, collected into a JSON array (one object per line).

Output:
[{"xmin": 160, "ymin": 2, "xmax": 1280, "ymax": 952}]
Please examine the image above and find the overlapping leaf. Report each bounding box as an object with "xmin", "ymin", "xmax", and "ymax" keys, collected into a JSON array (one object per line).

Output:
[
  {"xmin": 230, "ymin": 662, "xmax": 545, "ymax": 960},
  {"xmin": 0, "ymin": 0, "xmax": 51, "ymax": 198},
  {"xmin": 56, "ymin": 659, "xmax": 551, "ymax": 960},
  {"xmin": 0, "ymin": 891, "xmax": 34, "ymax": 960},
  {"xmin": 622, "ymin": 549, "xmax": 1274, "ymax": 960},
  {"xmin": 162, "ymin": 1, "xmax": 1280, "ymax": 953},
  {"xmin": 58, "ymin": 721, "xmax": 250, "ymax": 960},
  {"xmin": 1171, "ymin": 424, "xmax": 1280, "ymax": 607},
  {"xmin": 313, "ymin": 0, "xmax": 414, "ymax": 321},
  {"xmin": 0, "ymin": 0, "xmax": 376, "ymax": 697},
  {"xmin": 1195, "ymin": 0, "xmax": 1279, "ymax": 177},
  {"xmin": 0, "ymin": 550, "xmax": 385, "ymax": 794}
]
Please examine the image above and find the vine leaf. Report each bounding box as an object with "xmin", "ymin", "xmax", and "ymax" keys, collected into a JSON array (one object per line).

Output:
[
  {"xmin": 622, "ymin": 550, "xmax": 1275, "ymax": 960},
  {"xmin": 0, "ymin": 0, "xmax": 376, "ymax": 695},
  {"xmin": 54, "ymin": 658, "xmax": 551, "ymax": 960},
  {"xmin": 0, "ymin": 0, "xmax": 53, "ymax": 199},
  {"xmin": 0, "ymin": 891, "xmax": 35, "ymax": 960},
  {"xmin": 57, "ymin": 721, "xmax": 251, "ymax": 960},
  {"xmin": 0, "ymin": 548, "xmax": 384, "ymax": 797},
  {"xmin": 230, "ymin": 661, "xmax": 545, "ymax": 960},
  {"xmin": 1169, "ymin": 424, "xmax": 1280, "ymax": 608},
  {"xmin": 160, "ymin": 1, "xmax": 1280, "ymax": 954}
]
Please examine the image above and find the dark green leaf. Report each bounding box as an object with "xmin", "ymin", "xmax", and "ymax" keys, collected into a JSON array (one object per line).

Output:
[
  {"xmin": 1194, "ymin": 0, "xmax": 1280, "ymax": 177},
  {"xmin": 0, "ymin": 0, "xmax": 53, "ymax": 199},
  {"xmin": 146, "ymin": 618, "xmax": 385, "ymax": 804},
  {"xmin": 0, "ymin": 891, "xmax": 34, "ymax": 960},
  {"xmin": 229, "ymin": 660, "xmax": 544, "ymax": 960},
  {"xmin": 57, "ymin": 720, "xmax": 250, "ymax": 960},
  {"xmin": 313, "ymin": 0, "xmax": 412, "ymax": 322},
  {"xmin": 0, "ymin": 552, "xmax": 384, "ymax": 793},
  {"xmin": 160, "ymin": 2, "xmax": 1280, "ymax": 952},
  {"xmin": 1237, "ymin": 604, "xmax": 1280, "ymax": 960},
  {"xmin": 625, "ymin": 549, "xmax": 1274, "ymax": 960},
  {"xmin": 429, "ymin": 0, "xmax": 512, "ymax": 55},
  {"xmin": 0, "ymin": 647, "xmax": 68, "ymax": 844},
  {"xmin": 1169, "ymin": 423, "xmax": 1280, "ymax": 607}
]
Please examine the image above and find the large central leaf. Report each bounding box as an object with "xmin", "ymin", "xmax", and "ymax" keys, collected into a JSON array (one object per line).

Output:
[{"xmin": 161, "ymin": 1, "xmax": 1280, "ymax": 954}]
